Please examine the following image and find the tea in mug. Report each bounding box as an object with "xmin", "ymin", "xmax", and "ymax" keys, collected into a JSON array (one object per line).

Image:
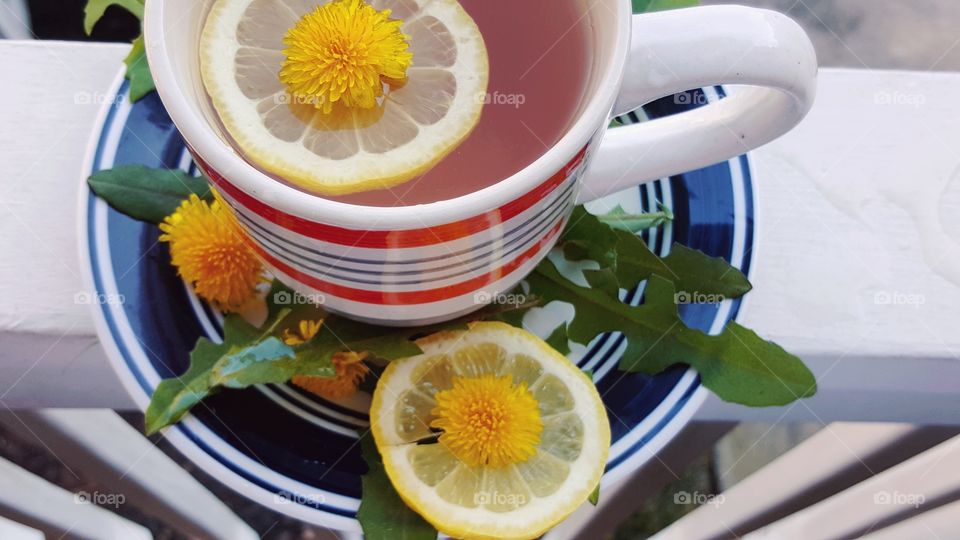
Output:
[{"xmin": 200, "ymin": 0, "xmax": 592, "ymax": 205}]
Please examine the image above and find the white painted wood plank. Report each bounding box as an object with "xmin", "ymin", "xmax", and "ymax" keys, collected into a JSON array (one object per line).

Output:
[
  {"xmin": 0, "ymin": 410, "xmax": 259, "ymax": 540},
  {"xmin": 859, "ymin": 498, "xmax": 960, "ymax": 540},
  {"xmin": 744, "ymin": 433, "xmax": 960, "ymax": 539},
  {"xmin": 0, "ymin": 40, "xmax": 134, "ymax": 409},
  {"xmin": 649, "ymin": 423, "xmax": 939, "ymax": 539},
  {"xmin": 0, "ymin": 40, "xmax": 126, "ymax": 337},
  {"xmin": 699, "ymin": 69, "xmax": 960, "ymax": 423},
  {"xmin": 0, "ymin": 41, "xmax": 958, "ymax": 419},
  {"xmin": 0, "ymin": 455, "xmax": 152, "ymax": 540},
  {"xmin": 0, "ymin": 515, "xmax": 44, "ymax": 540}
]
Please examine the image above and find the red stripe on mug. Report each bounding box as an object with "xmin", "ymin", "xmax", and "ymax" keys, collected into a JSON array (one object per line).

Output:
[
  {"xmin": 250, "ymin": 221, "xmax": 564, "ymax": 305},
  {"xmin": 195, "ymin": 147, "xmax": 586, "ymax": 249}
]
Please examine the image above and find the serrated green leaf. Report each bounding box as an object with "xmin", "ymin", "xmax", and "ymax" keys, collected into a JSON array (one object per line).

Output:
[
  {"xmin": 589, "ymin": 483, "xmax": 600, "ymax": 506},
  {"xmin": 124, "ymin": 35, "xmax": 156, "ymax": 102},
  {"xmin": 545, "ymin": 324, "xmax": 571, "ymax": 356},
  {"xmin": 358, "ymin": 434, "xmax": 437, "ymax": 539},
  {"xmin": 633, "ymin": 0, "xmax": 699, "ymax": 13},
  {"xmin": 562, "ymin": 206, "xmax": 619, "ymax": 267},
  {"xmin": 145, "ymin": 315, "xmax": 294, "ymax": 434},
  {"xmin": 526, "ymin": 261, "xmax": 816, "ymax": 407},
  {"xmin": 598, "ymin": 203, "xmax": 674, "ymax": 233},
  {"xmin": 84, "ymin": 1, "xmax": 155, "ymax": 101},
  {"xmin": 146, "ymin": 281, "xmax": 473, "ymax": 434},
  {"xmin": 144, "ymin": 338, "xmax": 221, "ymax": 434},
  {"xmin": 84, "ymin": 0, "xmax": 143, "ymax": 34},
  {"xmin": 614, "ymin": 231, "xmax": 752, "ymax": 299},
  {"xmin": 559, "ymin": 207, "xmax": 750, "ymax": 299},
  {"xmin": 87, "ymin": 165, "xmax": 212, "ymax": 223}
]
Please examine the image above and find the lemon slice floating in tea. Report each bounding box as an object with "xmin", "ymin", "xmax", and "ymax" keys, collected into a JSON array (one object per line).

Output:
[
  {"xmin": 200, "ymin": 0, "xmax": 489, "ymax": 195},
  {"xmin": 370, "ymin": 322, "xmax": 611, "ymax": 539}
]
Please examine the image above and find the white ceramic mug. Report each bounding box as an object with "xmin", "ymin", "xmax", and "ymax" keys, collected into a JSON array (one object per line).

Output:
[{"xmin": 145, "ymin": 0, "xmax": 817, "ymax": 326}]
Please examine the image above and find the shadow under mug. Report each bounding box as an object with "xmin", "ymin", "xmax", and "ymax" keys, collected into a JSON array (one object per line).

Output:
[{"xmin": 144, "ymin": 0, "xmax": 817, "ymax": 326}]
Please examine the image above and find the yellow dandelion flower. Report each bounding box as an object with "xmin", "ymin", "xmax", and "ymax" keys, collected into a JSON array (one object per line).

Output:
[
  {"xmin": 292, "ymin": 351, "xmax": 371, "ymax": 400},
  {"xmin": 279, "ymin": 0, "xmax": 413, "ymax": 113},
  {"xmin": 159, "ymin": 194, "xmax": 262, "ymax": 312},
  {"xmin": 282, "ymin": 319, "xmax": 324, "ymax": 346},
  {"xmin": 431, "ymin": 375, "xmax": 543, "ymax": 468}
]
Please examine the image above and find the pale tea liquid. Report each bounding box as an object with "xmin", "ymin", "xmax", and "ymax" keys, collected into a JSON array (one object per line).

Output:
[{"xmin": 327, "ymin": 0, "xmax": 593, "ymax": 206}]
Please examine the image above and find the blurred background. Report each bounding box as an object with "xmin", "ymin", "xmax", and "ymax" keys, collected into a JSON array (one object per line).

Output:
[{"xmin": 1, "ymin": 0, "xmax": 958, "ymax": 538}]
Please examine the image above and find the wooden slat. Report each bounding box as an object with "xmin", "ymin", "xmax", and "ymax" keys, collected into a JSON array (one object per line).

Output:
[
  {"xmin": 860, "ymin": 498, "xmax": 960, "ymax": 539},
  {"xmin": 0, "ymin": 40, "xmax": 133, "ymax": 409},
  {"xmin": 0, "ymin": 455, "xmax": 151, "ymax": 540},
  {"xmin": 651, "ymin": 423, "xmax": 957, "ymax": 539},
  {"xmin": 743, "ymin": 433, "xmax": 960, "ymax": 539},
  {"xmin": 0, "ymin": 410, "xmax": 259, "ymax": 540},
  {"xmin": 0, "ymin": 515, "xmax": 43, "ymax": 540}
]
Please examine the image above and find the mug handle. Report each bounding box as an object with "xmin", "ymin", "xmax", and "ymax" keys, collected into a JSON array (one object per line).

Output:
[{"xmin": 578, "ymin": 5, "xmax": 818, "ymax": 203}]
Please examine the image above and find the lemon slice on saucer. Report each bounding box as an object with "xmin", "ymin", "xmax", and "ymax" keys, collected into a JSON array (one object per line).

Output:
[
  {"xmin": 200, "ymin": 0, "xmax": 488, "ymax": 195},
  {"xmin": 370, "ymin": 322, "xmax": 611, "ymax": 540}
]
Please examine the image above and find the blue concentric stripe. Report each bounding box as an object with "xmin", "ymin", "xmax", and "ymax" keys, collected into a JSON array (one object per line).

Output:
[{"xmin": 84, "ymin": 81, "xmax": 754, "ymax": 525}]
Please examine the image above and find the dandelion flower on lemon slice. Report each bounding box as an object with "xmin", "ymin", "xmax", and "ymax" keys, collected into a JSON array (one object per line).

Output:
[
  {"xmin": 280, "ymin": 0, "xmax": 412, "ymax": 113},
  {"xmin": 370, "ymin": 322, "xmax": 610, "ymax": 540},
  {"xmin": 200, "ymin": 0, "xmax": 488, "ymax": 194},
  {"xmin": 431, "ymin": 375, "xmax": 543, "ymax": 468},
  {"xmin": 159, "ymin": 194, "xmax": 262, "ymax": 312}
]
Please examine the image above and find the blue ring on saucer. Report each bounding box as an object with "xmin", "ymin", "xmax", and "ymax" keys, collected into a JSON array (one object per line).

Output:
[{"xmin": 83, "ymin": 80, "xmax": 753, "ymax": 525}]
